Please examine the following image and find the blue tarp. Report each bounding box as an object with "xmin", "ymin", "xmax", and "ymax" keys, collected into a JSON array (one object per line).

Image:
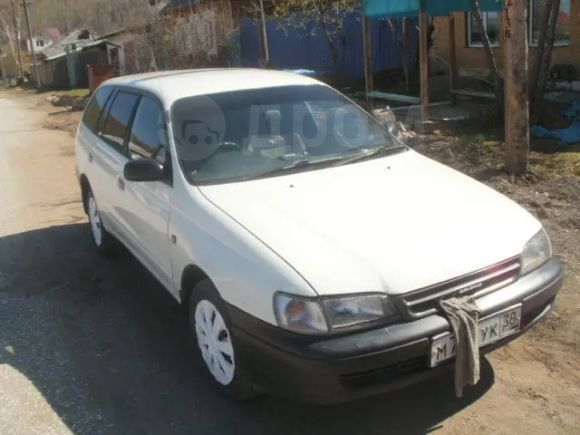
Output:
[
  {"xmin": 240, "ymin": 14, "xmax": 418, "ymax": 79},
  {"xmin": 562, "ymin": 99, "xmax": 580, "ymax": 120},
  {"xmin": 532, "ymin": 122, "xmax": 580, "ymax": 145},
  {"xmin": 532, "ymin": 98, "xmax": 580, "ymax": 145},
  {"xmin": 363, "ymin": 0, "xmax": 504, "ymax": 17}
]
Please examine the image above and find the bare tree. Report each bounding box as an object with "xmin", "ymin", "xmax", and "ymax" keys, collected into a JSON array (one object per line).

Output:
[
  {"xmin": 386, "ymin": 17, "xmax": 413, "ymax": 92},
  {"xmin": 530, "ymin": 0, "xmax": 561, "ymax": 124},
  {"xmin": 125, "ymin": 0, "xmax": 235, "ymax": 73},
  {"xmin": 0, "ymin": 8, "xmax": 16, "ymax": 62},
  {"xmin": 0, "ymin": 0, "xmax": 24, "ymax": 76},
  {"xmin": 247, "ymin": 0, "xmax": 360, "ymax": 75},
  {"xmin": 30, "ymin": 0, "xmax": 154, "ymax": 35},
  {"xmin": 469, "ymin": 0, "xmax": 502, "ymax": 101}
]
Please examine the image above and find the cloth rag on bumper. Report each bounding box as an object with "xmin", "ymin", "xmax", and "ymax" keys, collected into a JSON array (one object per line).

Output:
[{"xmin": 439, "ymin": 297, "xmax": 482, "ymax": 397}]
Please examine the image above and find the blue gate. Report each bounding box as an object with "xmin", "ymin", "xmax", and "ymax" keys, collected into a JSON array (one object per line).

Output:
[{"xmin": 240, "ymin": 13, "xmax": 418, "ymax": 79}]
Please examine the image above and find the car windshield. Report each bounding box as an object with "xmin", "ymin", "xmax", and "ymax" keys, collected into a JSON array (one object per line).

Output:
[{"xmin": 171, "ymin": 85, "xmax": 403, "ymax": 184}]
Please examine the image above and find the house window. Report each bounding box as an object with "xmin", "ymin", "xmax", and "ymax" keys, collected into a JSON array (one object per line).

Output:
[
  {"xmin": 37, "ymin": 40, "xmax": 45, "ymax": 48},
  {"xmin": 530, "ymin": 0, "xmax": 571, "ymax": 46},
  {"xmin": 468, "ymin": 12, "xmax": 501, "ymax": 47}
]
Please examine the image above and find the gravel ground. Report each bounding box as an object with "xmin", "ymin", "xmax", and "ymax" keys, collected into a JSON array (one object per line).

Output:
[{"xmin": 0, "ymin": 90, "xmax": 578, "ymax": 435}]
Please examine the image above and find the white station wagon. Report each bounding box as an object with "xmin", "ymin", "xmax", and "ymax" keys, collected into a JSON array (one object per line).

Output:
[{"xmin": 76, "ymin": 69, "xmax": 563, "ymax": 403}]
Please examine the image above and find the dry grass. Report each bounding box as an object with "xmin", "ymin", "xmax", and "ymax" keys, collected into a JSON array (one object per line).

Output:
[{"xmin": 56, "ymin": 88, "xmax": 90, "ymax": 98}]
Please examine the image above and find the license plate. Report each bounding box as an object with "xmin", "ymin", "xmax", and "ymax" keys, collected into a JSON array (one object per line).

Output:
[{"xmin": 429, "ymin": 304, "xmax": 522, "ymax": 367}]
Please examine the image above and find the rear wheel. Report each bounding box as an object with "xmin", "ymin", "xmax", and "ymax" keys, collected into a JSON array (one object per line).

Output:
[
  {"xmin": 188, "ymin": 279, "xmax": 255, "ymax": 400},
  {"xmin": 87, "ymin": 190, "xmax": 115, "ymax": 256}
]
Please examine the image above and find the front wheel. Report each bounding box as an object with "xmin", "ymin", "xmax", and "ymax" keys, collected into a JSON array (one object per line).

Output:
[{"xmin": 188, "ymin": 280, "xmax": 255, "ymax": 400}]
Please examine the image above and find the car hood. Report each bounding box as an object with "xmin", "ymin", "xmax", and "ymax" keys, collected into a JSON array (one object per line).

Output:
[{"xmin": 198, "ymin": 150, "xmax": 541, "ymax": 296}]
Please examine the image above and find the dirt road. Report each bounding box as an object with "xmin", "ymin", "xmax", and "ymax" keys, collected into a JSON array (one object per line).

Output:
[{"xmin": 0, "ymin": 90, "xmax": 578, "ymax": 435}]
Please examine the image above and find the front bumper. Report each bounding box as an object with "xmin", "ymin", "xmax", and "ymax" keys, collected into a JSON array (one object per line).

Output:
[{"xmin": 228, "ymin": 259, "xmax": 564, "ymax": 404}]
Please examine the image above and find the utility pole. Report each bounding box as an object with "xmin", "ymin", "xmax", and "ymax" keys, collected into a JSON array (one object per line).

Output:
[
  {"xmin": 22, "ymin": 0, "xmax": 40, "ymax": 88},
  {"xmin": 258, "ymin": 0, "xmax": 270, "ymax": 66},
  {"xmin": 504, "ymin": 0, "xmax": 530, "ymax": 175},
  {"xmin": 12, "ymin": 0, "xmax": 23, "ymax": 77}
]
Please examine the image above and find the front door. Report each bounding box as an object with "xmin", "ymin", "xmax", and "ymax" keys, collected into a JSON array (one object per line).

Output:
[
  {"xmin": 92, "ymin": 90, "xmax": 140, "ymax": 237},
  {"xmin": 121, "ymin": 96, "xmax": 173, "ymax": 284}
]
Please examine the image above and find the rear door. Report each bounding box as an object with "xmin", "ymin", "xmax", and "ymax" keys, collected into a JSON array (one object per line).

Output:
[
  {"xmin": 91, "ymin": 89, "xmax": 140, "ymax": 239},
  {"xmin": 77, "ymin": 86, "xmax": 114, "ymax": 220},
  {"xmin": 121, "ymin": 96, "xmax": 173, "ymax": 284}
]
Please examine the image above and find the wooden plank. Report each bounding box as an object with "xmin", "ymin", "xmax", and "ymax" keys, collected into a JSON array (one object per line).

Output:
[
  {"xmin": 504, "ymin": 0, "xmax": 530, "ymax": 175},
  {"xmin": 448, "ymin": 14, "xmax": 458, "ymax": 105},
  {"xmin": 450, "ymin": 89, "xmax": 496, "ymax": 99},
  {"xmin": 390, "ymin": 101, "xmax": 451, "ymax": 112},
  {"xmin": 362, "ymin": 17, "xmax": 374, "ymax": 101},
  {"xmin": 367, "ymin": 91, "xmax": 421, "ymax": 104},
  {"xmin": 419, "ymin": 10, "xmax": 429, "ymax": 121}
]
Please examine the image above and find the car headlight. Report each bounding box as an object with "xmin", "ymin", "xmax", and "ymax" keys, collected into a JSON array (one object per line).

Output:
[
  {"xmin": 521, "ymin": 229, "xmax": 552, "ymax": 275},
  {"xmin": 322, "ymin": 294, "xmax": 398, "ymax": 330},
  {"xmin": 274, "ymin": 292, "xmax": 399, "ymax": 334},
  {"xmin": 274, "ymin": 293, "xmax": 329, "ymax": 334}
]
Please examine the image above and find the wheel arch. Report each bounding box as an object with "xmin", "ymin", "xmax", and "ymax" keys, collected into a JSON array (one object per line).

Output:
[
  {"xmin": 180, "ymin": 264, "xmax": 213, "ymax": 308},
  {"xmin": 79, "ymin": 174, "xmax": 91, "ymax": 214}
]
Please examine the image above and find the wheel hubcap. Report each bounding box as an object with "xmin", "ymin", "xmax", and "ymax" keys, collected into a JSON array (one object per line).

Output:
[
  {"xmin": 194, "ymin": 300, "xmax": 235, "ymax": 386},
  {"xmin": 88, "ymin": 195, "xmax": 102, "ymax": 247}
]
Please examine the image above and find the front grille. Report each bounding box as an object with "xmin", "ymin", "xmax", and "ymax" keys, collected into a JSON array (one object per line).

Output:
[
  {"xmin": 340, "ymin": 357, "xmax": 426, "ymax": 388},
  {"xmin": 398, "ymin": 256, "xmax": 521, "ymax": 320}
]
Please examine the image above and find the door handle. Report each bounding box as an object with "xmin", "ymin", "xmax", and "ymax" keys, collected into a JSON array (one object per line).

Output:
[
  {"xmin": 117, "ymin": 177, "xmax": 125, "ymax": 191},
  {"xmin": 88, "ymin": 152, "xmax": 94, "ymax": 163}
]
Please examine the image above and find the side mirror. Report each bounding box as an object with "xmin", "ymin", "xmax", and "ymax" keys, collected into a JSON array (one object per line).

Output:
[{"xmin": 124, "ymin": 159, "xmax": 165, "ymax": 182}]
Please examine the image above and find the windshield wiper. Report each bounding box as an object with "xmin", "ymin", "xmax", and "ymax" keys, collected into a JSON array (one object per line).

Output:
[
  {"xmin": 333, "ymin": 145, "xmax": 407, "ymax": 167},
  {"xmin": 242, "ymin": 156, "xmax": 343, "ymax": 181}
]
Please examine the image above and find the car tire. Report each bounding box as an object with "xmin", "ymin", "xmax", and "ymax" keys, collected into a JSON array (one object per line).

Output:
[
  {"xmin": 86, "ymin": 189, "xmax": 116, "ymax": 257},
  {"xmin": 188, "ymin": 279, "xmax": 255, "ymax": 401}
]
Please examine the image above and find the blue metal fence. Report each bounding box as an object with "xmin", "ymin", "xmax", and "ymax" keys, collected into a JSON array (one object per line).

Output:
[{"xmin": 240, "ymin": 14, "xmax": 418, "ymax": 79}]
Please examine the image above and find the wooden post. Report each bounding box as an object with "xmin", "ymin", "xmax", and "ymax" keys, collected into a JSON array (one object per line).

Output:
[
  {"xmin": 419, "ymin": 8, "xmax": 429, "ymax": 122},
  {"xmin": 448, "ymin": 14, "xmax": 458, "ymax": 105},
  {"xmin": 362, "ymin": 16, "xmax": 374, "ymax": 102},
  {"xmin": 259, "ymin": 0, "xmax": 270, "ymax": 66},
  {"xmin": 504, "ymin": 0, "xmax": 530, "ymax": 175}
]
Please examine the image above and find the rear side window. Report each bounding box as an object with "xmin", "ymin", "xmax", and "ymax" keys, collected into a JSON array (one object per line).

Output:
[
  {"xmin": 83, "ymin": 87, "xmax": 112, "ymax": 133},
  {"xmin": 129, "ymin": 97, "xmax": 168, "ymax": 165},
  {"xmin": 101, "ymin": 91, "xmax": 140, "ymax": 153}
]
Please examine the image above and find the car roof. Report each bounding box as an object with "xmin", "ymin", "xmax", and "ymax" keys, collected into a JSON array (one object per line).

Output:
[{"xmin": 103, "ymin": 68, "xmax": 325, "ymax": 106}]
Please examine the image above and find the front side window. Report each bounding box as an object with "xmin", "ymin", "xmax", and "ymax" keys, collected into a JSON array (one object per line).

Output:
[
  {"xmin": 101, "ymin": 91, "xmax": 140, "ymax": 153},
  {"xmin": 530, "ymin": 0, "xmax": 571, "ymax": 46},
  {"xmin": 172, "ymin": 85, "xmax": 402, "ymax": 185},
  {"xmin": 83, "ymin": 87, "xmax": 113, "ymax": 133},
  {"xmin": 468, "ymin": 12, "xmax": 500, "ymax": 47},
  {"xmin": 129, "ymin": 97, "xmax": 168, "ymax": 166}
]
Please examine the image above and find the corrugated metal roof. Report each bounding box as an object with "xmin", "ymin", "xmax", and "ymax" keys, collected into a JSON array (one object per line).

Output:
[
  {"xmin": 43, "ymin": 39, "xmax": 105, "ymax": 62},
  {"xmin": 363, "ymin": 0, "xmax": 503, "ymax": 17},
  {"xmin": 39, "ymin": 29, "xmax": 97, "ymax": 61}
]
